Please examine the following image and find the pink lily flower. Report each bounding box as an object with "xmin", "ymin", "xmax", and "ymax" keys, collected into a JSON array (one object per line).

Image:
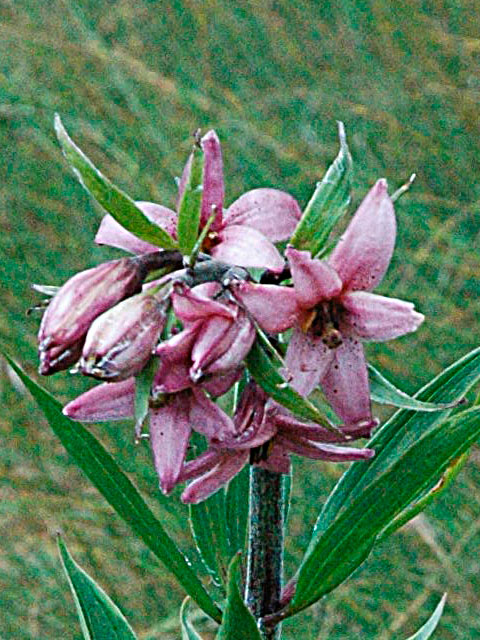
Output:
[
  {"xmin": 63, "ymin": 371, "xmax": 239, "ymax": 494},
  {"xmin": 179, "ymin": 383, "xmax": 375, "ymax": 504},
  {"xmin": 95, "ymin": 130, "xmax": 302, "ymax": 272},
  {"xmin": 233, "ymin": 179, "xmax": 425, "ymax": 426}
]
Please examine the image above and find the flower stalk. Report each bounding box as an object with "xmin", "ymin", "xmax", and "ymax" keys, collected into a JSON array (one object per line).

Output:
[{"xmin": 246, "ymin": 466, "xmax": 285, "ymax": 640}]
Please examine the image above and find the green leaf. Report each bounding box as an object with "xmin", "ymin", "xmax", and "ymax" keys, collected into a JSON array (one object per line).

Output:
[
  {"xmin": 369, "ymin": 364, "xmax": 462, "ymax": 412},
  {"xmin": 57, "ymin": 534, "xmax": 137, "ymax": 640},
  {"xmin": 216, "ymin": 555, "xmax": 261, "ymax": 640},
  {"xmin": 180, "ymin": 598, "xmax": 205, "ymax": 640},
  {"xmin": 189, "ymin": 489, "xmax": 230, "ymax": 588},
  {"xmin": 4, "ymin": 353, "xmax": 221, "ymax": 623},
  {"xmin": 289, "ymin": 121, "xmax": 352, "ymax": 256},
  {"xmin": 54, "ymin": 114, "xmax": 177, "ymax": 250},
  {"xmin": 134, "ymin": 356, "xmax": 158, "ymax": 436},
  {"xmin": 177, "ymin": 148, "xmax": 204, "ymax": 254},
  {"xmin": 245, "ymin": 337, "xmax": 337, "ymax": 432},
  {"xmin": 405, "ymin": 594, "xmax": 447, "ymax": 640},
  {"xmin": 290, "ymin": 407, "xmax": 480, "ymax": 614},
  {"xmin": 226, "ymin": 466, "xmax": 250, "ymax": 557}
]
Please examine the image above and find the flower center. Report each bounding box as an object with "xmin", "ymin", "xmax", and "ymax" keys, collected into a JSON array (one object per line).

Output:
[
  {"xmin": 201, "ymin": 230, "xmax": 221, "ymax": 252},
  {"xmin": 305, "ymin": 301, "xmax": 343, "ymax": 350}
]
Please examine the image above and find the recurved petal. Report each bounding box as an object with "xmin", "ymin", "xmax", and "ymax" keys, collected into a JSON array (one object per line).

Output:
[
  {"xmin": 232, "ymin": 281, "xmax": 299, "ymax": 333},
  {"xmin": 150, "ymin": 393, "xmax": 192, "ymax": 494},
  {"xmin": 277, "ymin": 434, "xmax": 374, "ymax": 461},
  {"xmin": 95, "ymin": 202, "xmax": 178, "ymax": 253},
  {"xmin": 211, "ymin": 225, "xmax": 285, "ymax": 272},
  {"xmin": 181, "ymin": 451, "xmax": 249, "ymax": 504},
  {"xmin": 172, "ymin": 285, "xmax": 235, "ymax": 323},
  {"xmin": 201, "ymin": 130, "xmax": 224, "ymax": 230},
  {"xmin": 224, "ymin": 188, "xmax": 302, "ymax": 242},
  {"xmin": 341, "ymin": 291, "xmax": 424, "ymax": 341},
  {"xmin": 328, "ymin": 179, "xmax": 396, "ymax": 291},
  {"xmin": 189, "ymin": 388, "xmax": 236, "ymax": 440},
  {"xmin": 256, "ymin": 442, "xmax": 291, "ymax": 474},
  {"xmin": 63, "ymin": 378, "xmax": 135, "ymax": 422},
  {"xmin": 283, "ymin": 327, "xmax": 335, "ymax": 396},
  {"xmin": 320, "ymin": 336, "xmax": 372, "ymax": 426},
  {"xmin": 286, "ymin": 247, "xmax": 343, "ymax": 307}
]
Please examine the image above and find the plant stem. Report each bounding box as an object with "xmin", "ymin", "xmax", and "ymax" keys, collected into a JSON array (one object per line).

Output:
[{"xmin": 245, "ymin": 466, "xmax": 284, "ymax": 639}]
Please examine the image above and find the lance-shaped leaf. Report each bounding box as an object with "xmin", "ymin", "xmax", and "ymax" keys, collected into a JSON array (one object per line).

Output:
[
  {"xmin": 177, "ymin": 148, "xmax": 204, "ymax": 255},
  {"xmin": 289, "ymin": 407, "xmax": 480, "ymax": 614},
  {"xmin": 405, "ymin": 593, "xmax": 447, "ymax": 640},
  {"xmin": 289, "ymin": 121, "xmax": 352, "ymax": 257},
  {"xmin": 368, "ymin": 364, "xmax": 463, "ymax": 412},
  {"xmin": 245, "ymin": 337, "xmax": 338, "ymax": 432},
  {"xmin": 57, "ymin": 534, "xmax": 137, "ymax": 640},
  {"xmin": 134, "ymin": 356, "xmax": 158, "ymax": 436},
  {"xmin": 54, "ymin": 114, "xmax": 176, "ymax": 250},
  {"xmin": 180, "ymin": 598, "xmax": 205, "ymax": 640},
  {"xmin": 216, "ymin": 555, "xmax": 262, "ymax": 640},
  {"xmin": 4, "ymin": 353, "xmax": 221, "ymax": 623},
  {"xmin": 189, "ymin": 489, "xmax": 230, "ymax": 588},
  {"xmin": 225, "ymin": 465, "xmax": 249, "ymax": 558}
]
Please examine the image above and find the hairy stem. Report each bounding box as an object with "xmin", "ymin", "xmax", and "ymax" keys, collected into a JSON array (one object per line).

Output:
[{"xmin": 245, "ymin": 466, "xmax": 284, "ymax": 639}]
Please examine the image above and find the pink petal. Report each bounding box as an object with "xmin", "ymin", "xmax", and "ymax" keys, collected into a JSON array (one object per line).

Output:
[
  {"xmin": 181, "ymin": 451, "xmax": 248, "ymax": 503},
  {"xmin": 276, "ymin": 434, "xmax": 374, "ymax": 461},
  {"xmin": 178, "ymin": 449, "xmax": 222, "ymax": 482},
  {"xmin": 63, "ymin": 378, "xmax": 135, "ymax": 422},
  {"xmin": 204, "ymin": 311, "xmax": 256, "ymax": 376},
  {"xmin": 153, "ymin": 324, "xmax": 200, "ymax": 393},
  {"xmin": 150, "ymin": 393, "xmax": 192, "ymax": 494},
  {"xmin": 201, "ymin": 367, "xmax": 243, "ymax": 397},
  {"xmin": 224, "ymin": 188, "xmax": 302, "ymax": 242},
  {"xmin": 95, "ymin": 202, "xmax": 178, "ymax": 253},
  {"xmin": 341, "ymin": 291, "xmax": 424, "ymax": 341},
  {"xmin": 286, "ymin": 247, "xmax": 343, "ymax": 308},
  {"xmin": 201, "ymin": 130, "xmax": 224, "ymax": 230},
  {"xmin": 257, "ymin": 442, "xmax": 291, "ymax": 474},
  {"xmin": 189, "ymin": 388, "xmax": 236, "ymax": 440},
  {"xmin": 283, "ymin": 328, "xmax": 335, "ymax": 396},
  {"xmin": 328, "ymin": 179, "xmax": 396, "ymax": 291},
  {"xmin": 190, "ymin": 316, "xmax": 234, "ymax": 376},
  {"xmin": 232, "ymin": 281, "xmax": 299, "ymax": 333},
  {"xmin": 320, "ymin": 336, "xmax": 372, "ymax": 425},
  {"xmin": 211, "ymin": 225, "xmax": 285, "ymax": 272},
  {"xmin": 172, "ymin": 285, "xmax": 235, "ymax": 323},
  {"xmin": 273, "ymin": 412, "xmax": 348, "ymax": 443}
]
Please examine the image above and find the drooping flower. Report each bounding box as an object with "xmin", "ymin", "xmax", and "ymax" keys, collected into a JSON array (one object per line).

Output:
[
  {"xmin": 95, "ymin": 130, "xmax": 302, "ymax": 272},
  {"xmin": 233, "ymin": 179, "xmax": 424, "ymax": 426}
]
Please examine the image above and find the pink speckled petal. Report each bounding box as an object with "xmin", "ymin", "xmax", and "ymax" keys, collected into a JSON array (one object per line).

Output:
[
  {"xmin": 276, "ymin": 434, "xmax": 374, "ymax": 461},
  {"xmin": 201, "ymin": 130, "xmax": 224, "ymax": 230},
  {"xmin": 181, "ymin": 451, "xmax": 248, "ymax": 503},
  {"xmin": 224, "ymin": 188, "xmax": 302, "ymax": 242},
  {"xmin": 189, "ymin": 388, "xmax": 236, "ymax": 440},
  {"xmin": 211, "ymin": 225, "xmax": 285, "ymax": 272},
  {"xmin": 341, "ymin": 291, "xmax": 424, "ymax": 341},
  {"xmin": 63, "ymin": 378, "xmax": 135, "ymax": 422},
  {"xmin": 328, "ymin": 179, "xmax": 396, "ymax": 291},
  {"xmin": 283, "ymin": 327, "xmax": 335, "ymax": 396},
  {"xmin": 232, "ymin": 281, "xmax": 299, "ymax": 333},
  {"xmin": 153, "ymin": 323, "xmax": 200, "ymax": 393},
  {"xmin": 320, "ymin": 335, "xmax": 372, "ymax": 426},
  {"xmin": 150, "ymin": 393, "xmax": 192, "ymax": 494},
  {"xmin": 286, "ymin": 247, "xmax": 343, "ymax": 308},
  {"xmin": 172, "ymin": 285, "xmax": 235, "ymax": 324},
  {"xmin": 201, "ymin": 368, "xmax": 243, "ymax": 397},
  {"xmin": 95, "ymin": 202, "xmax": 178, "ymax": 254}
]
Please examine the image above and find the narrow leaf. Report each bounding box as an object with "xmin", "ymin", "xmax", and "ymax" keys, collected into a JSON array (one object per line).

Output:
[
  {"xmin": 369, "ymin": 364, "xmax": 462, "ymax": 412},
  {"xmin": 226, "ymin": 466, "xmax": 250, "ymax": 558},
  {"xmin": 134, "ymin": 356, "xmax": 158, "ymax": 437},
  {"xmin": 216, "ymin": 555, "xmax": 261, "ymax": 640},
  {"xmin": 189, "ymin": 489, "xmax": 230, "ymax": 588},
  {"xmin": 177, "ymin": 148, "xmax": 204, "ymax": 254},
  {"xmin": 4, "ymin": 353, "xmax": 221, "ymax": 623},
  {"xmin": 289, "ymin": 121, "xmax": 352, "ymax": 256},
  {"xmin": 54, "ymin": 114, "xmax": 177, "ymax": 250},
  {"xmin": 406, "ymin": 594, "xmax": 447, "ymax": 640},
  {"xmin": 290, "ymin": 407, "xmax": 480, "ymax": 614},
  {"xmin": 57, "ymin": 534, "xmax": 137, "ymax": 640},
  {"xmin": 245, "ymin": 338, "xmax": 336, "ymax": 432},
  {"xmin": 180, "ymin": 598, "xmax": 205, "ymax": 640}
]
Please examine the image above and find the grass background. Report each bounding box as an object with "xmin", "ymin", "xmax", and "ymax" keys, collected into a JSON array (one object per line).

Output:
[{"xmin": 1, "ymin": 0, "xmax": 479, "ymax": 637}]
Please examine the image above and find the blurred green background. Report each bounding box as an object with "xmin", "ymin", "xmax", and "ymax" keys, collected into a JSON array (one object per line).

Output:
[{"xmin": 1, "ymin": 1, "xmax": 479, "ymax": 638}]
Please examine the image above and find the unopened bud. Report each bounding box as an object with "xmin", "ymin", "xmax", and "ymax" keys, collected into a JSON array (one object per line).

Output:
[
  {"xmin": 80, "ymin": 292, "xmax": 167, "ymax": 381},
  {"xmin": 38, "ymin": 257, "xmax": 146, "ymax": 375}
]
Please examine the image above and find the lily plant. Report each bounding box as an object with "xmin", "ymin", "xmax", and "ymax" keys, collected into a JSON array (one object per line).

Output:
[{"xmin": 5, "ymin": 116, "xmax": 480, "ymax": 640}]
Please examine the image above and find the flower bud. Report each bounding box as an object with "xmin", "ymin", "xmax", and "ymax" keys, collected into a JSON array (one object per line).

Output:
[
  {"xmin": 80, "ymin": 292, "xmax": 167, "ymax": 381},
  {"xmin": 38, "ymin": 257, "xmax": 145, "ymax": 375}
]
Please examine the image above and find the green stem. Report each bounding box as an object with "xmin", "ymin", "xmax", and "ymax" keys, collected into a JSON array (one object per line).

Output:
[{"xmin": 245, "ymin": 466, "xmax": 284, "ymax": 639}]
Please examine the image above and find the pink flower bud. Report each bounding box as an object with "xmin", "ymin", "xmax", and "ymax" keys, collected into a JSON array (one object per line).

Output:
[
  {"xmin": 80, "ymin": 292, "xmax": 167, "ymax": 381},
  {"xmin": 38, "ymin": 258, "xmax": 145, "ymax": 375}
]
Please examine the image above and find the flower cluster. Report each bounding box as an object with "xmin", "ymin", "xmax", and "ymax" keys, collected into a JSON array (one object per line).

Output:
[{"xmin": 35, "ymin": 130, "xmax": 424, "ymax": 503}]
